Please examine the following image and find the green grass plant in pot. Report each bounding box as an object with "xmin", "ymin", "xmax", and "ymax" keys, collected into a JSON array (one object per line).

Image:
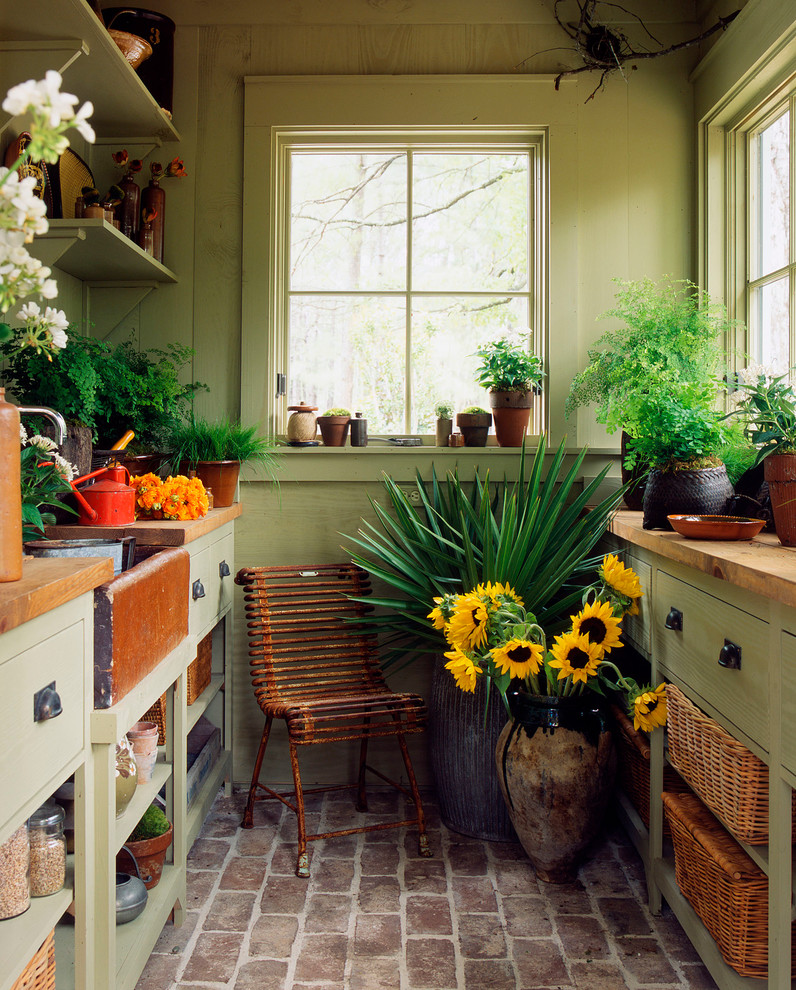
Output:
[
  {"xmin": 623, "ymin": 384, "xmax": 733, "ymax": 530},
  {"xmin": 474, "ymin": 334, "xmax": 544, "ymax": 446},
  {"xmin": 726, "ymin": 372, "xmax": 796, "ymax": 545},
  {"xmin": 455, "ymin": 406, "xmax": 492, "ymax": 447},
  {"xmin": 317, "ymin": 408, "xmax": 351, "ymax": 447},
  {"xmin": 167, "ymin": 417, "xmax": 280, "ymax": 507},
  {"xmin": 565, "ymin": 277, "xmax": 731, "ymax": 508},
  {"xmin": 117, "ymin": 804, "xmax": 172, "ymax": 890},
  {"xmin": 343, "ymin": 435, "xmax": 629, "ymax": 840}
]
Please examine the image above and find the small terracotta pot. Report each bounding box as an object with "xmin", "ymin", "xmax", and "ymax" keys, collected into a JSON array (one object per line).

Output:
[
  {"xmin": 183, "ymin": 460, "xmax": 241, "ymax": 507},
  {"xmin": 317, "ymin": 416, "xmax": 350, "ymax": 447},
  {"xmin": 455, "ymin": 412, "xmax": 492, "ymax": 447},
  {"xmin": 764, "ymin": 453, "xmax": 796, "ymax": 546},
  {"xmin": 126, "ymin": 721, "xmax": 159, "ymax": 784},
  {"xmin": 489, "ymin": 391, "xmax": 533, "ymax": 447},
  {"xmin": 117, "ymin": 824, "xmax": 173, "ymax": 890}
]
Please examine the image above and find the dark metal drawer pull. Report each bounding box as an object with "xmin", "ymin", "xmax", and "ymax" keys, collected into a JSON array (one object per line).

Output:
[
  {"xmin": 192, "ymin": 579, "xmax": 206, "ymax": 600},
  {"xmin": 718, "ymin": 640, "xmax": 742, "ymax": 670},
  {"xmin": 665, "ymin": 607, "xmax": 683, "ymax": 631},
  {"xmin": 219, "ymin": 561, "xmax": 230, "ymax": 578},
  {"xmin": 34, "ymin": 682, "xmax": 62, "ymax": 722}
]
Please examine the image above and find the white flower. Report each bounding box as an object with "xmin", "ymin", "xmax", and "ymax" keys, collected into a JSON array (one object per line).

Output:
[
  {"xmin": 28, "ymin": 434, "xmax": 57, "ymax": 453},
  {"xmin": 53, "ymin": 452, "xmax": 76, "ymax": 482},
  {"xmin": 43, "ymin": 307, "xmax": 69, "ymax": 333},
  {"xmin": 73, "ymin": 102, "xmax": 95, "ymax": 144},
  {"xmin": 19, "ymin": 423, "xmax": 28, "ymax": 444},
  {"xmin": 50, "ymin": 326, "xmax": 68, "ymax": 349},
  {"xmin": 2, "ymin": 78, "xmax": 44, "ymax": 117},
  {"xmin": 39, "ymin": 71, "xmax": 78, "ymax": 127},
  {"xmin": 17, "ymin": 301, "xmax": 41, "ymax": 322},
  {"xmin": 40, "ymin": 279, "xmax": 58, "ymax": 299}
]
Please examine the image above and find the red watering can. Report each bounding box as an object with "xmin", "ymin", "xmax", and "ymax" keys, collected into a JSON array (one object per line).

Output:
[{"xmin": 71, "ymin": 465, "xmax": 137, "ymax": 526}]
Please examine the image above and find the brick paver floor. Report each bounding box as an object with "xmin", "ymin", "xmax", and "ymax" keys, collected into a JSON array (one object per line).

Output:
[{"xmin": 135, "ymin": 789, "xmax": 718, "ymax": 990}]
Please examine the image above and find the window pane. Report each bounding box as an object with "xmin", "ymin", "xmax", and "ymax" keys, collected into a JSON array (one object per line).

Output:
[
  {"xmin": 289, "ymin": 296, "xmax": 406, "ymax": 434},
  {"xmin": 290, "ymin": 152, "xmax": 407, "ymax": 291},
  {"xmin": 752, "ymin": 111, "xmax": 789, "ymax": 278},
  {"xmin": 750, "ymin": 276, "xmax": 790, "ymax": 373},
  {"xmin": 412, "ymin": 154, "xmax": 529, "ymax": 292},
  {"xmin": 411, "ymin": 296, "xmax": 529, "ymax": 433}
]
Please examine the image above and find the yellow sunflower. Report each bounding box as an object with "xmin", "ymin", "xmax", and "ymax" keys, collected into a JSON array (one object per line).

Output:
[
  {"xmin": 428, "ymin": 598, "xmax": 447, "ymax": 631},
  {"xmin": 444, "ymin": 647, "xmax": 481, "ymax": 693},
  {"xmin": 599, "ymin": 554, "xmax": 643, "ymax": 608},
  {"xmin": 476, "ymin": 581, "xmax": 524, "ymax": 607},
  {"xmin": 571, "ymin": 599, "xmax": 624, "ymax": 654},
  {"xmin": 631, "ymin": 684, "xmax": 667, "ymax": 733},
  {"xmin": 490, "ymin": 639, "xmax": 544, "ymax": 679},
  {"xmin": 447, "ymin": 593, "xmax": 490, "ymax": 650},
  {"xmin": 548, "ymin": 630, "xmax": 603, "ymax": 683}
]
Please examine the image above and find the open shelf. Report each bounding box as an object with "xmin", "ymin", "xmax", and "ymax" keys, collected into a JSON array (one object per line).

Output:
[
  {"xmin": 115, "ymin": 863, "xmax": 184, "ymax": 990},
  {"xmin": 187, "ymin": 675, "xmax": 224, "ymax": 733},
  {"xmin": 114, "ymin": 762, "xmax": 172, "ymax": 855},
  {"xmin": 0, "ymin": 884, "xmax": 73, "ymax": 990},
  {"xmin": 187, "ymin": 751, "xmax": 231, "ymax": 850},
  {"xmin": 0, "ymin": 0, "xmax": 179, "ymax": 140}
]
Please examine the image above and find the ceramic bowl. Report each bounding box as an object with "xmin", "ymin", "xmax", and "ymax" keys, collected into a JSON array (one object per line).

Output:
[{"xmin": 667, "ymin": 514, "xmax": 765, "ymax": 540}]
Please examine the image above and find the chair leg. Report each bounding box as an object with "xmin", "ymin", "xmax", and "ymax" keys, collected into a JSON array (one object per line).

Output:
[
  {"xmin": 396, "ymin": 732, "xmax": 432, "ymax": 858},
  {"xmin": 289, "ymin": 740, "xmax": 311, "ymax": 878},
  {"xmin": 356, "ymin": 719, "xmax": 370, "ymax": 812},
  {"xmin": 241, "ymin": 716, "xmax": 273, "ymax": 829}
]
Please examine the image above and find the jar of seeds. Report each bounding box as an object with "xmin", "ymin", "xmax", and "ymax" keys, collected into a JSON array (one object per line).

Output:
[
  {"xmin": 28, "ymin": 803, "xmax": 66, "ymax": 897},
  {"xmin": 0, "ymin": 824, "xmax": 30, "ymax": 919}
]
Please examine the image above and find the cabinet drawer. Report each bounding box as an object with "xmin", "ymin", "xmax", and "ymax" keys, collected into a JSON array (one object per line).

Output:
[
  {"xmin": 189, "ymin": 527, "xmax": 235, "ymax": 637},
  {"xmin": 782, "ymin": 631, "xmax": 796, "ymax": 775},
  {"xmin": 0, "ymin": 622, "xmax": 85, "ymax": 816},
  {"xmin": 653, "ymin": 570, "xmax": 769, "ymax": 749}
]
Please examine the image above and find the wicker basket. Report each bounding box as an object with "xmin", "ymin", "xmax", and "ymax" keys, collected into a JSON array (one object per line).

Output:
[
  {"xmin": 142, "ymin": 694, "xmax": 167, "ymax": 746},
  {"xmin": 666, "ymin": 683, "xmax": 796, "ymax": 844},
  {"xmin": 663, "ymin": 790, "xmax": 795, "ymax": 979},
  {"xmin": 187, "ymin": 632, "xmax": 213, "ymax": 706},
  {"xmin": 12, "ymin": 930, "xmax": 55, "ymax": 990},
  {"xmin": 611, "ymin": 704, "xmax": 687, "ymax": 836}
]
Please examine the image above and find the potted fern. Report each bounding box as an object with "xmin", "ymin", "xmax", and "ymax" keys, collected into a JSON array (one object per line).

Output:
[{"xmin": 166, "ymin": 417, "xmax": 280, "ymax": 506}]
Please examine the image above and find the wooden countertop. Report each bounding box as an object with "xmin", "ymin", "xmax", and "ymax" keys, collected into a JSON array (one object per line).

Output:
[
  {"xmin": 46, "ymin": 502, "xmax": 242, "ymax": 546},
  {"xmin": 610, "ymin": 510, "xmax": 796, "ymax": 610},
  {"xmin": 0, "ymin": 556, "xmax": 114, "ymax": 635}
]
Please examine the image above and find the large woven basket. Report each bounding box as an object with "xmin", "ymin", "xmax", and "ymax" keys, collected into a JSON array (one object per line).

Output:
[
  {"xmin": 187, "ymin": 632, "xmax": 212, "ymax": 706},
  {"xmin": 12, "ymin": 930, "xmax": 55, "ymax": 990},
  {"xmin": 667, "ymin": 684, "xmax": 796, "ymax": 844},
  {"xmin": 611, "ymin": 704, "xmax": 687, "ymax": 836},
  {"xmin": 642, "ymin": 464, "xmax": 733, "ymax": 530},
  {"xmin": 663, "ymin": 790, "xmax": 795, "ymax": 979}
]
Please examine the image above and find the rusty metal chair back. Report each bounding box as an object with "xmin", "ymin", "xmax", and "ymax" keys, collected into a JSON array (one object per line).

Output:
[{"xmin": 236, "ymin": 562, "xmax": 431, "ymax": 876}]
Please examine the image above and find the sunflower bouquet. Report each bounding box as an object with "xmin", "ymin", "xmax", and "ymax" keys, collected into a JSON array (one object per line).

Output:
[
  {"xmin": 130, "ymin": 472, "xmax": 209, "ymax": 522},
  {"xmin": 429, "ymin": 553, "xmax": 667, "ymax": 734}
]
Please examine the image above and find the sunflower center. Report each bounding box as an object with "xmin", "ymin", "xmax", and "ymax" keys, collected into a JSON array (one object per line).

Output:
[
  {"xmin": 507, "ymin": 645, "xmax": 531, "ymax": 662},
  {"xmin": 472, "ymin": 608, "xmax": 485, "ymax": 626},
  {"xmin": 568, "ymin": 647, "xmax": 591, "ymax": 669},
  {"xmin": 580, "ymin": 616, "xmax": 608, "ymax": 643},
  {"xmin": 646, "ymin": 697, "xmax": 660, "ymax": 714}
]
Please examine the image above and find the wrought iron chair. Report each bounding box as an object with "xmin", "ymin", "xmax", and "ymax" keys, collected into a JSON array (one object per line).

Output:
[{"xmin": 235, "ymin": 562, "xmax": 431, "ymax": 876}]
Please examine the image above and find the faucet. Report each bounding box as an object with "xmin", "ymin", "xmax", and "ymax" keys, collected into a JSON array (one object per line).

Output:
[{"xmin": 18, "ymin": 406, "xmax": 67, "ymax": 445}]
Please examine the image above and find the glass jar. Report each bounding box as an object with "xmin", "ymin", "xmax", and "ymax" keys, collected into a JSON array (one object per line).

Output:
[
  {"xmin": 28, "ymin": 803, "xmax": 66, "ymax": 897},
  {"xmin": 0, "ymin": 824, "xmax": 30, "ymax": 919}
]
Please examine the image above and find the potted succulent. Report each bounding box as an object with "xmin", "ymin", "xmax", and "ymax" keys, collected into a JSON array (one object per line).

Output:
[
  {"xmin": 623, "ymin": 385, "xmax": 733, "ymax": 530},
  {"xmin": 728, "ymin": 372, "xmax": 796, "ymax": 545},
  {"xmin": 117, "ymin": 804, "xmax": 172, "ymax": 890},
  {"xmin": 474, "ymin": 335, "xmax": 544, "ymax": 446},
  {"xmin": 317, "ymin": 408, "xmax": 351, "ymax": 447},
  {"xmin": 565, "ymin": 277, "xmax": 730, "ymax": 508},
  {"xmin": 433, "ymin": 400, "xmax": 455, "ymax": 447},
  {"xmin": 166, "ymin": 416, "xmax": 280, "ymax": 507},
  {"xmin": 456, "ymin": 406, "xmax": 492, "ymax": 447}
]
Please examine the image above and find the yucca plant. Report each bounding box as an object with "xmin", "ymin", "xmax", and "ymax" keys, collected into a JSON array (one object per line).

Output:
[{"xmin": 343, "ymin": 435, "xmax": 627, "ymax": 666}]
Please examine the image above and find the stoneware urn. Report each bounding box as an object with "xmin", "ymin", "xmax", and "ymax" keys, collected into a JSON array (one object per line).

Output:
[
  {"xmin": 489, "ymin": 390, "xmax": 533, "ymax": 447},
  {"xmin": 495, "ymin": 691, "xmax": 616, "ymax": 882}
]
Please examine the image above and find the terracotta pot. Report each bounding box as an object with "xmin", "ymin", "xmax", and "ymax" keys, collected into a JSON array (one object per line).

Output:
[
  {"xmin": 126, "ymin": 720, "xmax": 159, "ymax": 784},
  {"xmin": 0, "ymin": 388, "xmax": 22, "ymax": 582},
  {"xmin": 184, "ymin": 460, "xmax": 241, "ymax": 507},
  {"xmin": 429, "ymin": 661, "xmax": 516, "ymax": 841},
  {"xmin": 435, "ymin": 417, "xmax": 452, "ymax": 447},
  {"xmin": 642, "ymin": 464, "xmax": 733, "ymax": 530},
  {"xmin": 764, "ymin": 453, "xmax": 796, "ymax": 546},
  {"xmin": 455, "ymin": 412, "xmax": 492, "ymax": 447},
  {"xmin": 117, "ymin": 824, "xmax": 173, "ymax": 890},
  {"xmin": 317, "ymin": 416, "xmax": 350, "ymax": 447},
  {"xmin": 489, "ymin": 391, "xmax": 532, "ymax": 447},
  {"xmin": 496, "ymin": 691, "xmax": 616, "ymax": 882}
]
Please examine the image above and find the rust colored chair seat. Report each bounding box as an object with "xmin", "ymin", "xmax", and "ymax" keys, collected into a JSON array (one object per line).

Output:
[{"xmin": 235, "ymin": 562, "xmax": 431, "ymax": 876}]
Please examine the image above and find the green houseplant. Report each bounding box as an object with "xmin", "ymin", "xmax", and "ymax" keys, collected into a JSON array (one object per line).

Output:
[
  {"xmin": 455, "ymin": 405, "xmax": 492, "ymax": 446},
  {"xmin": 167, "ymin": 416, "xmax": 280, "ymax": 507},
  {"xmin": 117, "ymin": 804, "xmax": 172, "ymax": 890},
  {"xmin": 474, "ymin": 335, "xmax": 545, "ymax": 447},
  {"xmin": 433, "ymin": 399, "xmax": 455, "ymax": 447},
  {"xmin": 317, "ymin": 408, "xmax": 351, "ymax": 447}
]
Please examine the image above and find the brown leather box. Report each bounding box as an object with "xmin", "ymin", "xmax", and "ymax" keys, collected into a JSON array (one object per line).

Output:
[{"xmin": 93, "ymin": 546, "xmax": 190, "ymax": 708}]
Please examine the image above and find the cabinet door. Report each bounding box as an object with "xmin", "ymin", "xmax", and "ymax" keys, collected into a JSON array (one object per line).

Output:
[
  {"xmin": 654, "ymin": 569, "xmax": 769, "ymax": 749},
  {"xmin": 782, "ymin": 631, "xmax": 796, "ymax": 775}
]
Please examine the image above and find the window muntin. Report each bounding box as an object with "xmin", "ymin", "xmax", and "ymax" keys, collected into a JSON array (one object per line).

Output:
[{"xmin": 285, "ymin": 144, "xmax": 534, "ymax": 434}]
